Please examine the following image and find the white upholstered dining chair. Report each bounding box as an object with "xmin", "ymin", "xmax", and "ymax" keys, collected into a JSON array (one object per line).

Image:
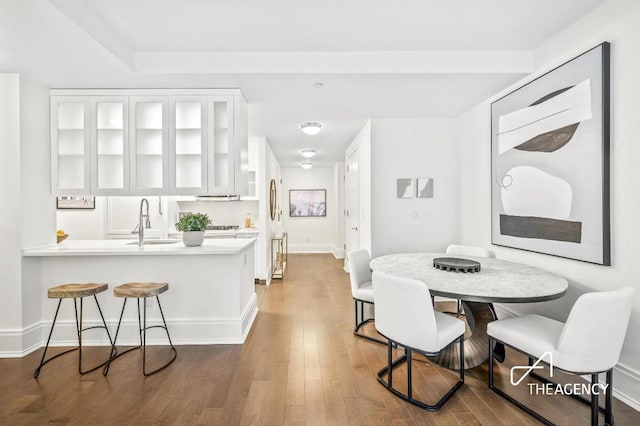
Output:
[
  {"xmin": 487, "ymin": 287, "xmax": 633, "ymax": 426},
  {"xmin": 347, "ymin": 249, "xmax": 385, "ymax": 344},
  {"xmin": 442, "ymin": 244, "xmax": 492, "ymax": 315},
  {"xmin": 445, "ymin": 244, "xmax": 491, "ymax": 258},
  {"xmin": 373, "ymin": 271, "xmax": 465, "ymax": 411}
]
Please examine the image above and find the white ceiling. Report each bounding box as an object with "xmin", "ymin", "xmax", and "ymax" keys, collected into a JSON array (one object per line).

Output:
[{"xmin": 0, "ymin": 0, "xmax": 606, "ymax": 167}]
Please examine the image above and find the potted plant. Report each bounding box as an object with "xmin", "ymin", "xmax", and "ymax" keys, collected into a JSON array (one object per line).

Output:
[{"xmin": 175, "ymin": 213, "xmax": 211, "ymax": 247}]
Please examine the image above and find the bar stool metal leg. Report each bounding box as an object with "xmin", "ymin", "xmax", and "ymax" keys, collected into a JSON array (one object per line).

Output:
[
  {"xmin": 141, "ymin": 296, "xmax": 177, "ymax": 376},
  {"xmin": 35, "ymin": 287, "xmax": 114, "ymax": 379},
  {"xmin": 105, "ymin": 283, "xmax": 177, "ymax": 377},
  {"xmin": 34, "ymin": 299, "xmax": 77, "ymax": 378}
]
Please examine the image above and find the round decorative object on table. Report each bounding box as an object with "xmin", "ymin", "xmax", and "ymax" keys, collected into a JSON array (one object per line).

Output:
[{"xmin": 433, "ymin": 257, "xmax": 481, "ymax": 273}]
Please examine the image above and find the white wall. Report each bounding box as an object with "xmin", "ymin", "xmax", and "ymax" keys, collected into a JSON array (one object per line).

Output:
[
  {"xmin": 19, "ymin": 77, "xmax": 55, "ymax": 350},
  {"xmin": 256, "ymin": 137, "xmax": 281, "ymax": 282},
  {"xmin": 333, "ymin": 161, "xmax": 345, "ymax": 258},
  {"xmin": 370, "ymin": 118, "xmax": 460, "ymax": 257},
  {"xmin": 281, "ymin": 167, "xmax": 337, "ymax": 253},
  {"xmin": 0, "ymin": 74, "xmax": 23, "ymax": 347},
  {"xmin": 175, "ymin": 200, "xmax": 259, "ymax": 228},
  {"xmin": 458, "ymin": 0, "xmax": 640, "ymax": 409},
  {"xmin": 56, "ymin": 197, "xmax": 106, "ymax": 239}
]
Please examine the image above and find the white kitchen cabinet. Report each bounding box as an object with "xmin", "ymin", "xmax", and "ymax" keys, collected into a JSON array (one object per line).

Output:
[
  {"xmin": 51, "ymin": 89, "xmax": 248, "ymax": 196},
  {"xmin": 207, "ymin": 96, "xmax": 234, "ymax": 194},
  {"xmin": 169, "ymin": 96, "xmax": 208, "ymax": 194},
  {"xmin": 51, "ymin": 96, "xmax": 91, "ymax": 194},
  {"xmin": 91, "ymin": 96, "xmax": 129, "ymax": 195},
  {"xmin": 129, "ymin": 96, "xmax": 169, "ymax": 195}
]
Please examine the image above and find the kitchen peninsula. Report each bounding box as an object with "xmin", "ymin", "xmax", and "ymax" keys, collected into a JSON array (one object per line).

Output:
[{"xmin": 22, "ymin": 238, "xmax": 257, "ymax": 347}]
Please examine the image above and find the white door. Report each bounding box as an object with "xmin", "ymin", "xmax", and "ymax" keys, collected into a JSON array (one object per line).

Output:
[{"xmin": 345, "ymin": 148, "xmax": 360, "ymax": 271}]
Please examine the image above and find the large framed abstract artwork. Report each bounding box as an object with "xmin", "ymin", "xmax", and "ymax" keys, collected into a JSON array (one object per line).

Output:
[{"xmin": 491, "ymin": 42, "xmax": 610, "ymax": 265}]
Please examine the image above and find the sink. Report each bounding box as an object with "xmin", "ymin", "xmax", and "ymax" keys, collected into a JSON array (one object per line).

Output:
[{"xmin": 126, "ymin": 239, "xmax": 181, "ymax": 246}]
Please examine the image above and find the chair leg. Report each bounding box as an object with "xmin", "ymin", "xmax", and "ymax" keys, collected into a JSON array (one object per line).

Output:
[
  {"xmin": 104, "ymin": 296, "xmax": 176, "ymax": 377},
  {"xmin": 141, "ymin": 296, "xmax": 177, "ymax": 376},
  {"xmin": 591, "ymin": 373, "xmax": 599, "ymax": 426},
  {"xmin": 35, "ymin": 296, "xmax": 112, "ymax": 379},
  {"xmin": 489, "ymin": 337, "xmax": 612, "ymax": 426},
  {"xmin": 407, "ymin": 348, "xmax": 413, "ymax": 400},
  {"xmin": 353, "ymin": 299, "xmax": 386, "ymax": 345},
  {"xmin": 34, "ymin": 299, "xmax": 78, "ymax": 379},
  {"xmin": 376, "ymin": 336, "xmax": 464, "ymax": 411},
  {"xmin": 605, "ymin": 369, "xmax": 613, "ymax": 426},
  {"xmin": 104, "ymin": 298, "xmax": 140, "ymax": 376}
]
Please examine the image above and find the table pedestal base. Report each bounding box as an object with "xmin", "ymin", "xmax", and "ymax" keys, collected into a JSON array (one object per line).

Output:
[{"xmin": 429, "ymin": 301, "xmax": 504, "ymax": 370}]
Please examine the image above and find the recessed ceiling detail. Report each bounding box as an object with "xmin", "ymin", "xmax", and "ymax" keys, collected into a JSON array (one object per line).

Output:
[{"xmin": 0, "ymin": 0, "xmax": 610, "ymax": 167}]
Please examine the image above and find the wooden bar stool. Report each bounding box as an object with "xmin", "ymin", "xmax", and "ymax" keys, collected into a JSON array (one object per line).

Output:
[
  {"xmin": 34, "ymin": 283, "xmax": 114, "ymax": 379},
  {"xmin": 103, "ymin": 282, "xmax": 177, "ymax": 376}
]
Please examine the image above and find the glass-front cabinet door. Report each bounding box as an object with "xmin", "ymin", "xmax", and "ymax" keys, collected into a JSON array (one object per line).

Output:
[
  {"xmin": 169, "ymin": 96, "xmax": 207, "ymax": 194},
  {"xmin": 207, "ymin": 96, "xmax": 235, "ymax": 194},
  {"xmin": 90, "ymin": 96, "xmax": 129, "ymax": 194},
  {"xmin": 129, "ymin": 96, "xmax": 169, "ymax": 194},
  {"xmin": 51, "ymin": 96, "xmax": 91, "ymax": 194}
]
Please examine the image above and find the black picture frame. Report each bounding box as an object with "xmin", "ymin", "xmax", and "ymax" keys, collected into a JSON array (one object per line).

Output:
[
  {"xmin": 289, "ymin": 189, "xmax": 326, "ymax": 217},
  {"xmin": 490, "ymin": 42, "xmax": 610, "ymax": 265},
  {"xmin": 56, "ymin": 196, "xmax": 96, "ymax": 210}
]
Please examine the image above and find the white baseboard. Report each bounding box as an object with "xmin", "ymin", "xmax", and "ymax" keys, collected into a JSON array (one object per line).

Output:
[
  {"xmin": 493, "ymin": 304, "xmax": 640, "ymax": 412},
  {"xmin": 0, "ymin": 294, "xmax": 259, "ymax": 358},
  {"xmin": 332, "ymin": 246, "xmax": 345, "ymax": 259},
  {"xmin": 288, "ymin": 243, "xmax": 334, "ymax": 254}
]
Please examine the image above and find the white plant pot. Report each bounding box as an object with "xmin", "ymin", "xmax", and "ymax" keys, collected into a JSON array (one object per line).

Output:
[{"xmin": 182, "ymin": 231, "xmax": 204, "ymax": 247}]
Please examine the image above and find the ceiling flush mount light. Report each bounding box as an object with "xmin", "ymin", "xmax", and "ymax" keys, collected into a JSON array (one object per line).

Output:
[
  {"xmin": 313, "ymin": 82, "xmax": 324, "ymax": 89},
  {"xmin": 300, "ymin": 122, "xmax": 322, "ymax": 135},
  {"xmin": 301, "ymin": 149, "xmax": 317, "ymax": 158},
  {"xmin": 301, "ymin": 161, "xmax": 313, "ymax": 169}
]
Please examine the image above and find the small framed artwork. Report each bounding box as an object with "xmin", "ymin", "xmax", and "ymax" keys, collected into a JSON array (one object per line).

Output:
[
  {"xmin": 56, "ymin": 196, "xmax": 95, "ymax": 210},
  {"xmin": 417, "ymin": 178, "xmax": 434, "ymax": 198},
  {"xmin": 396, "ymin": 178, "xmax": 414, "ymax": 198},
  {"xmin": 289, "ymin": 189, "xmax": 326, "ymax": 217}
]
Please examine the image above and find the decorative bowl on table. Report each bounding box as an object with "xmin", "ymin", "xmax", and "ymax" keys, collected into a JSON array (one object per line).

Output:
[{"xmin": 56, "ymin": 234, "xmax": 69, "ymax": 244}]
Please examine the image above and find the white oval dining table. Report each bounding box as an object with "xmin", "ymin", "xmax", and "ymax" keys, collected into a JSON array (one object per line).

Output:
[{"xmin": 370, "ymin": 252, "xmax": 568, "ymax": 369}]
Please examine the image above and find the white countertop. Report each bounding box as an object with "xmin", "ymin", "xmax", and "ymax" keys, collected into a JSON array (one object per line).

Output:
[{"xmin": 22, "ymin": 238, "xmax": 256, "ymax": 257}]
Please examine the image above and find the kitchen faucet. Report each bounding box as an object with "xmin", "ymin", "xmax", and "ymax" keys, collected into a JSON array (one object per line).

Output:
[{"xmin": 132, "ymin": 198, "xmax": 151, "ymax": 246}]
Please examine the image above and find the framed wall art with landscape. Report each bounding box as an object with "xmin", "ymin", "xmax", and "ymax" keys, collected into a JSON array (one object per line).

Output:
[{"xmin": 289, "ymin": 189, "xmax": 326, "ymax": 217}]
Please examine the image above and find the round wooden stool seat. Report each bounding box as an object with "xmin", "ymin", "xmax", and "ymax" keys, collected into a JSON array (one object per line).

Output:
[
  {"xmin": 114, "ymin": 282, "xmax": 169, "ymax": 298},
  {"xmin": 47, "ymin": 283, "xmax": 108, "ymax": 299}
]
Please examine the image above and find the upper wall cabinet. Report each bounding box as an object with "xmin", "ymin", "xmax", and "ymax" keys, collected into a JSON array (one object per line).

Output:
[
  {"xmin": 51, "ymin": 96, "xmax": 92, "ymax": 194},
  {"xmin": 169, "ymin": 96, "xmax": 207, "ymax": 195},
  {"xmin": 50, "ymin": 89, "xmax": 248, "ymax": 196},
  {"xmin": 129, "ymin": 96, "xmax": 169, "ymax": 195},
  {"xmin": 92, "ymin": 96, "xmax": 129, "ymax": 195}
]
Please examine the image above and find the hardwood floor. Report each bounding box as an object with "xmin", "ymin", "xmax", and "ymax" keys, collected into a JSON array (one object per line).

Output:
[{"xmin": 1, "ymin": 253, "xmax": 639, "ymax": 425}]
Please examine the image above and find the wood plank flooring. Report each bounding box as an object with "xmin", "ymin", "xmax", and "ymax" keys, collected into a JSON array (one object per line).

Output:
[{"xmin": 1, "ymin": 253, "xmax": 639, "ymax": 425}]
